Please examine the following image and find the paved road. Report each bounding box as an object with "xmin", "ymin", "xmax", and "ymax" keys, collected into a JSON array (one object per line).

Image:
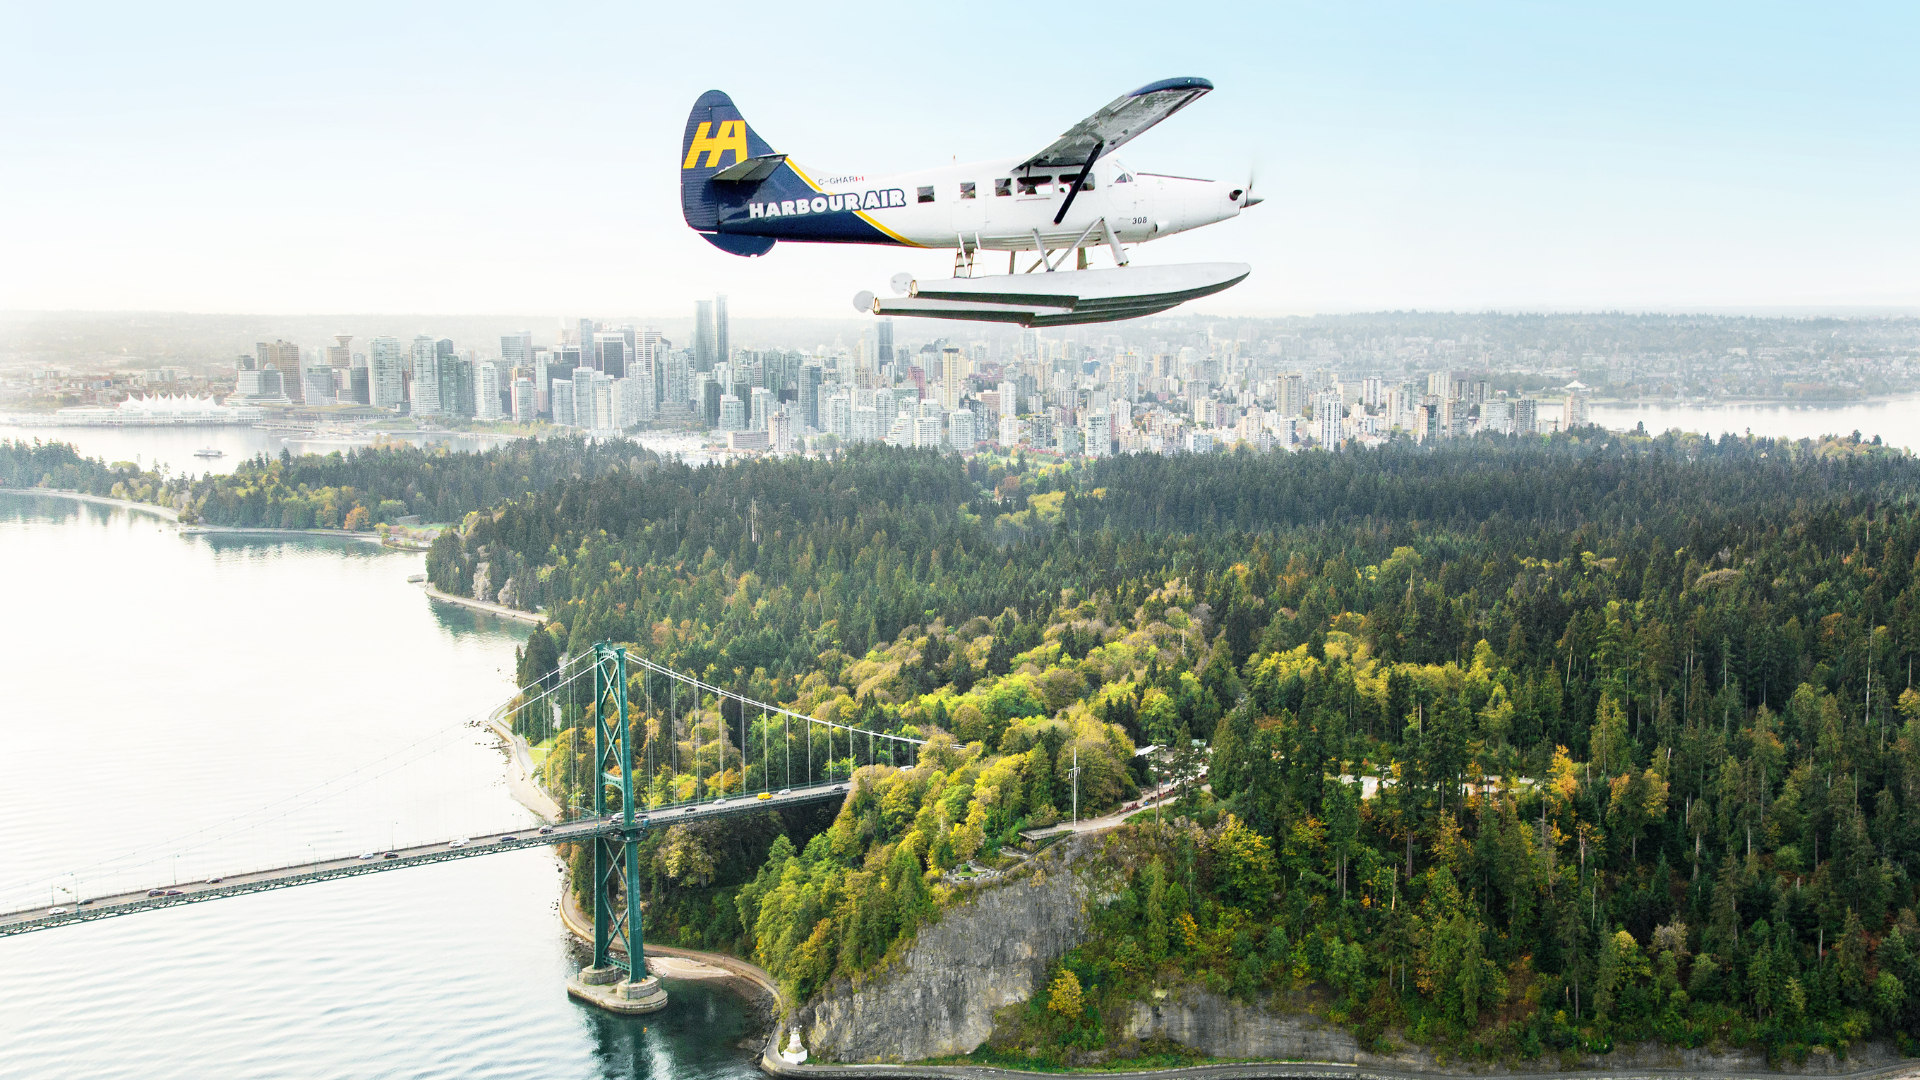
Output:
[{"xmin": 0, "ymin": 780, "xmax": 852, "ymax": 937}]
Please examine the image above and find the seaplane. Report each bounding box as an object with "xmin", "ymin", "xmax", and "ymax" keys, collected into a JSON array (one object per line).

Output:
[{"xmin": 679, "ymin": 78, "xmax": 1257, "ymax": 326}]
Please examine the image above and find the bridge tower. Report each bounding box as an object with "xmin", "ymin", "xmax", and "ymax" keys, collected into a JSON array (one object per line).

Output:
[{"xmin": 565, "ymin": 642, "xmax": 668, "ymax": 1014}]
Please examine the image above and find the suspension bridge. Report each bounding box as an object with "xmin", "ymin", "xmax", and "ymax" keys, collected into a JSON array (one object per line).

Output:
[{"xmin": 0, "ymin": 642, "xmax": 925, "ymax": 1014}]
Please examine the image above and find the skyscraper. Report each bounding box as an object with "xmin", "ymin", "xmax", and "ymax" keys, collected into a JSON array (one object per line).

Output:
[
  {"xmin": 256, "ymin": 339, "xmax": 301, "ymax": 369},
  {"xmin": 797, "ymin": 363, "xmax": 823, "ymax": 430},
  {"xmin": 949, "ymin": 408, "xmax": 975, "ymax": 452},
  {"xmin": 1315, "ymin": 390, "xmax": 1344, "ymax": 447},
  {"xmin": 477, "ymin": 362, "xmax": 504, "ymax": 421},
  {"xmin": 940, "ymin": 347, "xmax": 967, "ymax": 411},
  {"xmin": 512, "ymin": 377, "xmax": 535, "ymax": 424},
  {"xmin": 693, "ymin": 300, "xmax": 716, "ymax": 371},
  {"xmin": 594, "ymin": 332, "xmax": 627, "ymax": 379},
  {"xmin": 370, "ymin": 337, "xmax": 406, "ymax": 409},
  {"xmin": 410, "ymin": 335, "xmax": 441, "ymax": 416},
  {"xmin": 327, "ymin": 334, "xmax": 353, "ymax": 369},
  {"xmin": 714, "ymin": 295, "xmax": 729, "ymax": 366},
  {"xmin": 876, "ymin": 318, "xmax": 894, "ymax": 366},
  {"xmin": 301, "ymin": 364, "xmax": 336, "ymax": 406},
  {"xmin": 501, "ymin": 331, "xmax": 532, "ymax": 368}
]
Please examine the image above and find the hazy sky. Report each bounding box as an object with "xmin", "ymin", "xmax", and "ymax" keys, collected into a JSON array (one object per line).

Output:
[{"xmin": 3, "ymin": 3, "xmax": 1914, "ymax": 319}]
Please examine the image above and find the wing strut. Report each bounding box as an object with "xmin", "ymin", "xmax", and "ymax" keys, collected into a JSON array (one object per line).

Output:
[{"xmin": 1053, "ymin": 141, "xmax": 1103, "ymax": 226}]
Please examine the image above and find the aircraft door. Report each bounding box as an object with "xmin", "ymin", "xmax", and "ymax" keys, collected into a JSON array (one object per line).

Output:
[
  {"xmin": 1109, "ymin": 165, "xmax": 1150, "ymax": 242},
  {"xmin": 952, "ymin": 179, "xmax": 984, "ymax": 257}
]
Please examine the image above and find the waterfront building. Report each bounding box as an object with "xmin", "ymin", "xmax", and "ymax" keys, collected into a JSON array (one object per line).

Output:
[
  {"xmin": 1513, "ymin": 397, "xmax": 1539, "ymax": 435},
  {"xmin": 550, "ymin": 378, "xmax": 575, "ymax": 427},
  {"xmin": 477, "ymin": 362, "xmax": 504, "ymax": 421},
  {"xmin": 229, "ymin": 359, "xmax": 292, "ymax": 406},
  {"xmin": 1561, "ymin": 383, "xmax": 1590, "ymax": 430},
  {"xmin": 512, "ymin": 378, "xmax": 535, "ymax": 424},
  {"xmin": 55, "ymin": 394, "xmax": 262, "ymax": 426},
  {"xmin": 770, "ymin": 409, "xmax": 793, "ymax": 452},
  {"xmin": 719, "ymin": 393, "xmax": 746, "ymax": 432},
  {"xmin": 369, "ymin": 337, "xmax": 406, "ymax": 410},
  {"xmin": 301, "ymin": 364, "xmax": 336, "ymax": 406},
  {"xmin": 409, "ymin": 336, "xmax": 441, "ymax": 416}
]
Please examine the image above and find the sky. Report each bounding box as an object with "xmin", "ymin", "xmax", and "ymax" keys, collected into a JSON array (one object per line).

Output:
[{"xmin": 2, "ymin": 2, "xmax": 1915, "ymax": 320}]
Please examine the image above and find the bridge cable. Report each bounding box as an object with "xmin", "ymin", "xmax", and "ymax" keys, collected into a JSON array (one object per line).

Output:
[{"xmin": 1, "ymin": 653, "xmax": 597, "ymax": 904}]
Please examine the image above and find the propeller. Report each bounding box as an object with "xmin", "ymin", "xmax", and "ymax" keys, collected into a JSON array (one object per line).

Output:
[{"xmin": 1241, "ymin": 160, "xmax": 1263, "ymax": 209}]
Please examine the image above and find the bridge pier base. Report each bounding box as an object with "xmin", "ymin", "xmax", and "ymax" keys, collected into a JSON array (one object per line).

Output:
[{"xmin": 567, "ymin": 970, "xmax": 668, "ymax": 1015}]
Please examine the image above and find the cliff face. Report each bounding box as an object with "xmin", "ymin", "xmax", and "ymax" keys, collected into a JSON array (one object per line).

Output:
[
  {"xmin": 1126, "ymin": 986, "xmax": 1911, "ymax": 1076},
  {"xmin": 1126, "ymin": 988, "xmax": 1363, "ymax": 1063},
  {"xmin": 796, "ymin": 839, "xmax": 1092, "ymax": 1063}
]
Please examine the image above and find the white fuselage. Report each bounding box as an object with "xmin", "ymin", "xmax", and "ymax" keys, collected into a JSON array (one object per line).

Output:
[{"xmin": 793, "ymin": 155, "xmax": 1247, "ymax": 252}]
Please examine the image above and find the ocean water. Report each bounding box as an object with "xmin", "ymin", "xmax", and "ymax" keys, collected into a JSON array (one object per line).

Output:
[
  {"xmin": 0, "ymin": 493, "xmax": 762, "ymax": 1079},
  {"xmin": 1589, "ymin": 392, "xmax": 1920, "ymax": 452}
]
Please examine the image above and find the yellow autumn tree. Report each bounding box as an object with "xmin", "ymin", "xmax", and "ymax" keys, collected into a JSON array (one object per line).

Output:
[{"xmin": 1047, "ymin": 968, "xmax": 1084, "ymax": 1020}]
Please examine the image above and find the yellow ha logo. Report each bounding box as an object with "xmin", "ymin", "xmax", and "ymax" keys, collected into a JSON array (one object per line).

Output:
[{"xmin": 683, "ymin": 121, "xmax": 748, "ymax": 170}]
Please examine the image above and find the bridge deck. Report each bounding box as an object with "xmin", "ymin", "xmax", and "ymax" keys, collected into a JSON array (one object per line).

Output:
[{"xmin": 0, "ymin": 780, "xmax": 850, "ymax": 938}]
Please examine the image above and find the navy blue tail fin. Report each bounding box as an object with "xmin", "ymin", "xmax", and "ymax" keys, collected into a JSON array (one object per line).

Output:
[{"xmin": 682, "ymin": 91, "xmax": 779, "ymax": 252}]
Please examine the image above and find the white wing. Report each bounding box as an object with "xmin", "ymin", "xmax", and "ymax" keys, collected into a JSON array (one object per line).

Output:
[{"xmin": 1019, "ymin": 77, "xmax": 1213, "ymax": 171}]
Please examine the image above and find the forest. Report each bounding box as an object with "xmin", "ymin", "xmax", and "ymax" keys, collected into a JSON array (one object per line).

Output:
[
  {"xmin": 19, "ymin": 428, "xmax": 1920, "ymax": 1061},
  {"xmin": 0, "ymin": 435, "xmax": 643, "ymax": 528},
  {"xmin": 439, "ymin": 431, "xmax": 1920, "ymax": 1064}
]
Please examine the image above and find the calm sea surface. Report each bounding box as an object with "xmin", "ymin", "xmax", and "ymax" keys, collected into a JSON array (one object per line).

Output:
[
  {"xmin": 0, "ymin": 425, "xmax": 720, "ymax": 476},
  {"xmin": 0, "ymin": 424, "xmax": 500, "ymax": 476},
  {"xmin": 0, "ymin": 493, "xmax": 762, "ymax": 1080},
  {"xmin": 1589, "ymin": 392, "xmax": 1920, "ymax": 452}
]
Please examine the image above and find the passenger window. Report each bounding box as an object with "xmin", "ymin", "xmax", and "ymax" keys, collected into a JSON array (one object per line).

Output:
[
  {"xmin": 917, "ymin": 186, "xmax": 935, "ymax": 203},
  {"xmin": 1080, "ymin": 175, "xmax": 1094, "ymax": 190},
  {"xmin": 959, "ymin": 182, "xmax": 976, "ymax": 200},
  {"xmin": 1016, "ymin": 175, "xmax": 1052, "ymax": 195},
  {"xmin": 995, "ymin": 178, "xmax": 1012, "ymax": 196}
]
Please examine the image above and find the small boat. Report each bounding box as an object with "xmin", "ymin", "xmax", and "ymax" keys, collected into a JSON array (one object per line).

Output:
[{"xmin": 192, "ymin": 447, "xmax": 225, "ymax": 458}]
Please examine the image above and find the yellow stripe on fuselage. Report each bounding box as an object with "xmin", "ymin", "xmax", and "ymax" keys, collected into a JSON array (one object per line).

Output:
[{"xmin": 785, "ymin": 159, "xmax": 924, "ymax": 248}]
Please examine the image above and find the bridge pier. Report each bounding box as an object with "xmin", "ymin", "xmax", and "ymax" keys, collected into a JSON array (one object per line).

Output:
[
  {"xmin": 567, "ymin": 967, "xmax": 668, "ymax": 1014},
  {"xmin": 569, "ymin": 642, "xmax": 669, "ymax": 1018}
]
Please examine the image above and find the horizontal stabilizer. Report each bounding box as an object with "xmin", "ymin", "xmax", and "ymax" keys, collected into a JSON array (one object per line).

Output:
[
  {"xmin": 862, "ymin": 262, "xmax": 1248, "ymax": 327},
  {"xmin": 710, "ymin": 153, "xmax": 788, "ymax": 183}
]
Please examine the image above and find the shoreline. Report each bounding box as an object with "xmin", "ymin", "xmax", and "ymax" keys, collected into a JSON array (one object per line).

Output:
[
  {"xmin": 479, "ymin": 702, "xmax": 562, "ymax": 822},
  {"xmin": 3, "ymin": 487, "xmax": 181, "ymax": 521},
  {"xmin": 179, "ymin": 523, "xmax": 386, "ymax": 544},
  {"xmin": 418, "ymin": 582, "xmax": 547, "ymax": 625}
]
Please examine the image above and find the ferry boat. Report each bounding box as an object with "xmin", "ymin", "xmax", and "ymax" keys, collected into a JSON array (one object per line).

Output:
[{"xmin": 192, "ymin": 447, "xmax": 225, "ymax": 458}]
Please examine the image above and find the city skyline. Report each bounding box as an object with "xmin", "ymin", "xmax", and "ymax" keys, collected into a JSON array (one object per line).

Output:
[{"xmin": 3, "ymin": 5, "xmax": 1915, "ymax": 317}]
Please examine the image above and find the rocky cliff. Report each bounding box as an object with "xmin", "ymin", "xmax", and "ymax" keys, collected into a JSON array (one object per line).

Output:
[
  {"xmin": 1126, "ymin": 985, "xmax": 1911, "ymax": 1076},
  {"xmin": 795, "ymin": 838, "xmax": 1093, "ymax": 1063}
]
